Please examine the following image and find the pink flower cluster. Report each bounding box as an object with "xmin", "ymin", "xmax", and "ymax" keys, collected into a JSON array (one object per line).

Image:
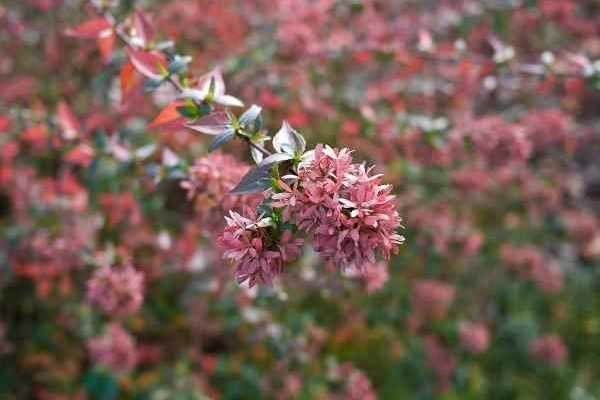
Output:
[
  {"xmin": 87, "ymin": 323, "xmax": 138, "ymax": 373},
  {"xmin": 500, "ymin": 244, "xmax": 564, "ymax": 294},
  {"xmin": 338, "ymin": 363, "xmax": 378, "ymax": 400},
  {"xmin": 459, "ymin": 321, "xmax": 491, "ymax": 354},
  {"xmin": 86, "ymin": 265, "xmax": 145, "ymax": 318},
  {"xmin": 273, "ymin": 145, "xmax": 404, "ymax": 272},
  {"xmin": 217, "ymin": 210, "xmax": 303, "ymax": 287},
  {"xmin": 529, "ymin": 334, "xmax": 568, "ymax": 366},
  {"xmin": 424, "ymin": 335, "xmax": 457, "ymax": 393},
  {"xmin": 411, "ymin": 279, "xmax": 456, "ymax": 321},
  {"xmin": 181, "ymin": 152, "xmax": 261, "ymax": 230}
]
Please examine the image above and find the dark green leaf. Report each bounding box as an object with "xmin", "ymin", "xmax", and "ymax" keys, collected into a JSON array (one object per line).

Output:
[
  {"xmin": 259, "ymin": 152, "xmax": 293, "ymax": 166},
  {"xmin": 239, "ymin": 105, "xmax": 262, "ymax": 131},
  {"xmin": 208, "ymin": 128, "xmax": 235, "ymax": 152},
  {"xmin": 272, "ymin": 121, "xmax": 306, "ymax": 155},
  {"xmin": 231, "ymin": 163, "xmax": 273, "ymax": 194}
]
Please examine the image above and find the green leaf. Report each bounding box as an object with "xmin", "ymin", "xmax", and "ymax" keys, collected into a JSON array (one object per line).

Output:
[
  {"xmin": 231, "ymin": 163, "xmax": 273, "ymax": 194},
  {"xmin": 144, "ymin": 78, "xmax": 163, "ymax": 92},
  {"xmin": 176, "ymin": 103, "xmax": 200, "ymax": 120},
  {"xmin": 272, "ymin": 120, "xmax": 306, "ymax": 155},
  {"xmin": 239, "ymin": 105, "xmax": 262, "ymax": 131},
  {"xmin": 208, "ymin": 128, "xmax": 235, "ymax": 152},
  {"xmin": 168, "ymin": 55, "xmax": 192, "ymax": 75},
  {"xmin": 259, "ymin": 152, "xmax": 293, "ymax": 166}
]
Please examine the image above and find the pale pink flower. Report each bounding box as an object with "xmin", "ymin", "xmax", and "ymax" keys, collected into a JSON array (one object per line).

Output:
[
  {"xmin": 459, "ymin": 321, "xmax": 491, "ymax": 354},
  {"xmin": 363, "ymin": 261, "xmax": 389, "ymax": 293},
  {"xmin": 529, "ymin": 334, "xmax": 568, "ymax": 366},
  {"xmin": 424, "ymin": 335, "xmax": 456, "ymax": 393},
  {"xmin": 412, "ymin": 279, "xmax": 455, "ymax": 321},
  {"xmin": 273, "ymin": 145, "xmax": 403, "ymax": 271},
  {"xmin": 337, "ymin": 363, "xmax": 377, "ymax": 400},
  {"xmin": 87, "ymin": 265, "xmax": 144, "ymax": 318},
  {"xmin": 217, "ymin": 209, "xmax": 303, "ymax": 287},
  {"xmin": 531, "ymin": 261, "xmax": 564, "ymax": 294},
  {"xmin": 88, "ymin": 323, "xmax": 138, "ymax": 373},
  {"xmin": 181, "ymin": 151, "xmax": 261, "ymax": 231}
]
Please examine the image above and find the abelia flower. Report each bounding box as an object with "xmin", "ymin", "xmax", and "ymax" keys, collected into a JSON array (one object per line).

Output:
[
  {"xmin": 181, "ymin": 151, "xmax": 261, "ymax": 229},
  {"xmin": 411, "ymin": 279, "xmax": 455, "ymax": 321},
  {"xmin": 337, "ymin": 363, "xmax": 377, "ymax": 400},
  {"xmin": 87, "ymin": 264, "xmax": 144, "ymax": 317},
  {"xmin": 272, "ymin": 145, "xmax": 404, "ymax": 272},
  {"xmin": 363, "ymin": 261, "xmax": 389, "ymax": 293},
  {"xmin": 459, "ymin": 321, "xmax": 491, "ymax": 354},
  {"xmin": 217, "ymin": 210, "xmax": 303, "ymax": 287},
  {"xmin": 529, "ymin": 334, "xmax": 568, "ymax": 366},
  {"xmin": 88, "ymin": 323, "xmax": 138, "ymax": 373},
  {"xmin": 424, "ymin": 335, "xmax": 457, "ymax": 393}
]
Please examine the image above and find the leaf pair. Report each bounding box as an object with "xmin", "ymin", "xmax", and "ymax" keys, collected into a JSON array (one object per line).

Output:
[
  {"xmin": 259, "ymin": 121, "xmax": 306, "ymax": 166},
  {"xmin": 179, "ymin": 68, "xmax": 244, "ymax": 108},
  {"xmin": 186, "ymin": 105, "xmax": 264, "ymax": 153}
]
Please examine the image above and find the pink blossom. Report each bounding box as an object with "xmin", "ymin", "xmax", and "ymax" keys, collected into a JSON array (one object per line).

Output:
[
  {"xmin": 363, "ymin": 261, "xmax": 389, "ymax": 293},
  {"xmin": 459, "ymin": 321, "xmax": 491, "ymax": 354},
  {"xmin": 217, "ymin": 210, "xmax": 303, "ymax": 287},
  {"xmin": 531, "ymin": 261, "xmax": 564, "ymax": 294},
  {"xmin": 273, "ymin": 145, "xmax": 403, "ymax": 271},
  {"xmin": 88, "ymin": 323, "xmax": 137, "ymax": 372},
  {"xmin": 412, "ymin": 279, "xmax": 455, "ymax": 321},
  {"xmin": 337, "ymin": 363, "xmax": 377, "ymax": 400},
  {"xmin": 424, "ymin": 335, "xmax": 456, "ymax": 393},
  {"xmin": 529, "ymin": 334, "xmax": 568, "ymax": 366},
  {"xmin": 87, "ymin": 265, "xmax": 144, "ymax": 318},
  {"xmin": 181, "ymin": 151, "xmax": 261, "ymax": 230}
]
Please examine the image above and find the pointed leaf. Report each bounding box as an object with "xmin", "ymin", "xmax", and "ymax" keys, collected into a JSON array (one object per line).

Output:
[
  {"xmin": 97, "ymin": 32, "xmax": 115, "ymax": 62},
  {"xmin": 179, "ymin": 88, "xmax": 207, "ymax": 102},
  {"xmin": 259, "ymin": 152, "xmax": 293, "ymax": 167},
  {"xmin": 132, "ymin": 10, "xmax": 155, "ymax": 46},
  {"xmin": 120, "ymin": 62, "xmax": 139, "ymax": 98},
  {"xmin": 148, "ymin": 101, "xmax": 186, "ymax": 129},
  {"xmin": 250, "ymin": 146, "xmax": 264, "ymax": 164},
  {"xmin": 57, "ymin": 101, "xmax": 81, "ymax": 140},
  {"xmin": 231, "ymin": 163, "xmax": 273, "ymax": 194},
  {"xmin": 186, "ymin": 112, "xmax": 230, "ymax": 135},
  {"xmin": 126, "ymin": 48, "xmax": 167, "ymax": 80},
  {"xmin": 239, "ymin": 105, "xmax": 262, "ymax": 128},
  {"xmin": 213, "ymin": 94, "xmax": 244, "ymax": 108},
  {"xmin": 272, "ymin": 121, "xmax": 306, "ymax": 155},
  {"xmin": 162, "ymin": 148, "xmax": 179, "ymax": 167},
  {"xmin": 65, "ymin": 18, "xmax": 112, "ymax": 39},
  {"xmin": 208, "ymin": 128, "xmax": 235, "ymax": 152},
  {"xmin": 168, "ymin": 55, "xmax": 192, "ymax": 75},
  {"xmin": 134, "ymin": 143, "xmax": 157, "ymax": 159},
  {"xmin": 65, "ymin": 143, "xmax": 95, "ymax": 167}
]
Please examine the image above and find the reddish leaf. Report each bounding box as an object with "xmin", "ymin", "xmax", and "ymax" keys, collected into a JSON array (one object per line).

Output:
[
  {"xmin": 148, "ymin": 101, "xmax": 186, "ymax": 130},
  {"xmin": 22, "ymin": 124, "xmax": 48, "ymax": 146},
  {"xmin": 65, "ymin": 18, "xmax": 112, "ymax": 39},
  {"xmin": 120, "ymin": 62, "xmax": 141, "ymax": 100},
  {"xmin": 132, "ymin": 10, "xmax": 155, "ymax": 46},
  {"xmin": 65, "ymin": 143, "xmax": 95, "ymax": 167},
  {"xmin": 0, "ymin": 116, "xmax": 10, "ymax": 133},
  {"xmin": 126, "ymin": 48, "xmax": 167, "ymax": 80},
  {"xmin": 97, "ymin": 32, "xmax": 115, "ymax": 63},
  {"xmin": 57, "ymin": 101, "xmax": 81, "ymax": 140}
]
